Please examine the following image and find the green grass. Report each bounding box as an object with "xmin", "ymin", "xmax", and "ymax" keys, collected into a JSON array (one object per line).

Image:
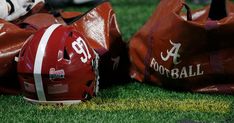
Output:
[
  {"xmin": 1, "ymin": 0, "xmax": 234, "ymax": 123},
  {"xmin": 1, "ymin": 83, "xmax": 234, "ymax": 122}
]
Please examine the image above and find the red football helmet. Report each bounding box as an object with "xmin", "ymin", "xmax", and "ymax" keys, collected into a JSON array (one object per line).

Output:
[{"xmin": 17, "ymin": 24, "xmax": 99, "ymax": 104}]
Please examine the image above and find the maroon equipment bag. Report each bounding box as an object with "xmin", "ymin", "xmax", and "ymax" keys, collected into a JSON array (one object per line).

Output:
[
  {"xmin": 129, "ymin": 0, "xmax": 234, "ymax": 93},
  {"xmin": 70, "ymin": 1, "xmax": 130, "ymax": 88},
  {"xmin": 0, "ymin": 19, "xmax": 34, "ymax": 94}
]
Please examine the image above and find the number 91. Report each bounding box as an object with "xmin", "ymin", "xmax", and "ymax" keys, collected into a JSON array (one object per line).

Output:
[{"xmin": 72, "ymin": 37, "xmax": 91, "ymax": 63}]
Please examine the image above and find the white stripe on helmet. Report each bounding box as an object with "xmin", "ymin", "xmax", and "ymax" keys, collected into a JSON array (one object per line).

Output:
[{"xmin": 34, "ymin": 24, "xmax": 61, "ymax": 101}]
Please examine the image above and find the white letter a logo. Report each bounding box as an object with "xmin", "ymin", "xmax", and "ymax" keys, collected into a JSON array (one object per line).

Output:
[{"xmin": 160, "ymin": 40, "xmax": 181, "ymax": 65}]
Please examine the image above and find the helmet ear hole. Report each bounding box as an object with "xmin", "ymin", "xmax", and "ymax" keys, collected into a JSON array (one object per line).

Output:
[{"xmin": 63, "ymin": 48, "xmax": 70, "ymax": 60}]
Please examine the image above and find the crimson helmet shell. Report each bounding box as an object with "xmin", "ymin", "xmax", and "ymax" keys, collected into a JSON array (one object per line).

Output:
[{"xmin": 17, "ymin": 24, "xmax": 99, "ymax": 104}]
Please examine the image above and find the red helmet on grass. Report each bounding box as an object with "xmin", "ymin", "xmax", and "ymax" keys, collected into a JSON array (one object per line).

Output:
[{"xmin": 17, "ymin": 24, "xmax": 99, "ymax": 105}]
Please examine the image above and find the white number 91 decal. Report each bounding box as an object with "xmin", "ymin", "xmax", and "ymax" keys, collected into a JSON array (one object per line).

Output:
[{"xmin": 72, "ymin": 37, "xmax": 91, "ymax": 63}]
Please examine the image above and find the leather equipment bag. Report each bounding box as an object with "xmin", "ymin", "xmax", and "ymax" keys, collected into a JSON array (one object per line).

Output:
[{"xmin": 129, "ymin": 0, "xmax": 234, "ymax": 94}]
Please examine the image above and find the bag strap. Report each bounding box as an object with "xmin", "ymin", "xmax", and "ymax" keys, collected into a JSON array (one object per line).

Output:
[
  {"xmin": 208, "ymin": 0, "xmax": 227, "ymax": 20},
  {"xmin": 182, "ymin": 2, "xmax": 192, "ymax": 21}
]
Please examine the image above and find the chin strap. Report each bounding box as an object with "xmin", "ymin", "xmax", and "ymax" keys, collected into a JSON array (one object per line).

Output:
[{"xmin": 182, "ymin": 2, "xmax": 192, "ymax": 21}]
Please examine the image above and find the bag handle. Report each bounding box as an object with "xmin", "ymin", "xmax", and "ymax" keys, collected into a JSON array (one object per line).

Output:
[
  {"xmin": 208, "ymin": 0, "xmax": 227, "ymax": 20},
  {"xmin": 182, "ymin": 2, "xmax": 192, "ymax": 21}
]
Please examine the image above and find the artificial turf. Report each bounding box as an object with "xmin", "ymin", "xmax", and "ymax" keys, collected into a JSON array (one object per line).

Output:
[{"xmin": 1, "ymin": 0, "xmax": 234, "ymax": 123}]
